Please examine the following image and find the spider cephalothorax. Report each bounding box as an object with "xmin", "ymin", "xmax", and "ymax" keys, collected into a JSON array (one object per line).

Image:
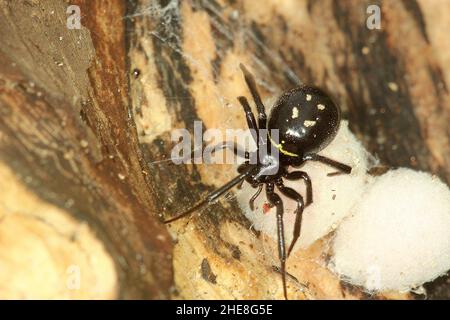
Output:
[{"xmin": 164, "ymin": 64, "xmax": 352, "ymax": 299}]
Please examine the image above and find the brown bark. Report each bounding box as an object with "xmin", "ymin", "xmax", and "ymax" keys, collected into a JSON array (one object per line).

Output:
[{"xmin": 0, "ymin": 0, "xmax": 173, "ymax": 299}]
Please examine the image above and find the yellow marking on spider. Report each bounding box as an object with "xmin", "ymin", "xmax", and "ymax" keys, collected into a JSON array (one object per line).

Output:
[{"xmin": 268, "ymin": 134, "xmax": 299, "ymax": 157}]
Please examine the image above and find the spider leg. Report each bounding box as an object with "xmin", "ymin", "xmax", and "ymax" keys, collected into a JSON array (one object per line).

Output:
[
  {"xmin": 237, "ymin": 96, "xmax": 258, "ymax": 144},
  {"xmin": 266, "ymin": 183, "xmax": 288, "ymax": 300},
  {"xmin": 164, "ymin": 167, "xmax": 254, "ymax": 224},
  {"xmin": 249, "ymin": 184, "xmax": 263, "ymax": 211},
  {"xmin": 239, "ymin": 63, "xmax": 267, "ymax": 130},
  {"xmin": 303, "ymin": 154, "xmax": 352, "ymax": 174},
  {"xmin": 203, "ymin": 141, "xmax": 250, "ymax": 164},
  {"xmin": 276, "ymin": 180, "xmax": 305, "ymax": 257},
  {"xmin": 235, "ymin": 161, "xmax": 251, "ymax": 190},
  {"xmin": 237, "ymin": 161, "xmax": 251, "ymax": 173},
  {"xmin": 283, "ymin": 171, "xmax": 312, "ymax": 206}
]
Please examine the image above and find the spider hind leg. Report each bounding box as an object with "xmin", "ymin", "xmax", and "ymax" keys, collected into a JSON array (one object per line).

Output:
[
  {"xmin": 277, "ymin": 181, "xmax": 305, "ymax": 257},
  {"xmin": 265, "ymin": 183, "xmax": 288, "ymax": 300}
]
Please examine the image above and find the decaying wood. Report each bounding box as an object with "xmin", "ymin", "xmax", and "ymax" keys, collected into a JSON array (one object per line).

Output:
[
  {"xmin": 0, "ymin": 0, "xmax": 173, "ymax": 299},
  {"xmin": 0, "ymin": 162, "xmax": 117, "ymax": 299},
  {"xmin": 0, "ymin": 0, "xmax": 448, "ymax": 299}
]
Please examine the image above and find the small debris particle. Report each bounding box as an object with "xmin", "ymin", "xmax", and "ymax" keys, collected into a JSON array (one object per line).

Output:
[
  {"xmin": 327, "ymin": 171, "xmax": 341, "ymax": 177},
  {"xmin": 80, "ymin": 140, "xmax": 88, "ymax": 148},
  {"xmin": 332, "ymin": 194, "xmax": 336, "ymax": 200},
  {"xmin": 132, "ymin": 68, "xmax": 140, "ymax": 78},
  {"xmin": 368, "ymin": 165, "xmax": 390, "ymax": 176},
  {"xmin": 388, "ymin": 82, "xmax": 398, "ymax": 92},
  {"xmin": 65, "ymin": 198, "xmax": 75, "ymax": 208},
  {"xmin": 201, "ymin": 259, "xmax": 217, "ymax": 284},
  {"xmin": 63, "ymin": 150, "xmax": 74, "ymax": 160},
  {"xmin": 317, "ymin": 104, "xmax": 325, "ymax": 110},
  {"xmin": 140, "ymin": 265, "xmax": 147, "ymax": 275},
  {"xmin": 230, "ymin": 10, "xmax": 239, "ymax": 20},
  {"xmin": 306, "ymin": 94, "xmax": 312, "ymax": 101},
  {"xmin": 362, "ymin": 46, "xmax": 370, "ymax": 55},
  {"xmin": 118, "ymin": 173, "xmax": 126, "ymax": 180},
  {"xmin": 231, "ymin": 246, "xmax": 241, "ymax": 260}
]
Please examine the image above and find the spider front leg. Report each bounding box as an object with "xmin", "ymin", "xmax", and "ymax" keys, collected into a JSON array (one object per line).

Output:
[
  {"xmin": 237, "ymin": 96, "xmax": 258, "ymax": 144},
  {"xmin": 239, "ymin": 63, "xmax": 267, "ymax": 130},
  {"xmin": 203, "ymin": 141, "xmax": 250, "ymax": 163},
  {"xmin": 164, "ymin": 167, "xmax": 254, "ymax": 224},
  {"xmin": 266, "ymin": 182, "xmax": 288, "ymax": 300},
  {"xmin": 236, "ymin": 161, "xmax": 251, "ymax": 190},
  {"xmin": 276, "ymin": 180, "xmax": 305, "ymax": 257},
  {"xmin": 187, "ymin": 141, "xmax": 249, "ymax": 164}
]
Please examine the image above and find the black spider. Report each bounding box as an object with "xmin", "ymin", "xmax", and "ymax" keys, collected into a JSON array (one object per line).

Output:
[{"xmin": 164, "ymin": 64, "xmax": 352, "ymax": 299}]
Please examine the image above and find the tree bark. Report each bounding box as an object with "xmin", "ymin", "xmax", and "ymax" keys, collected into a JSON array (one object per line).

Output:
[{"xmin": 0, "ymin": 0, "xmax": 173, "ymax": 299}]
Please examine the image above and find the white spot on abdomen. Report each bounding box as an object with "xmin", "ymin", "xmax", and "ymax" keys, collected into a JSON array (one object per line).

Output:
[
  {"xmin": 304, "ymin": 120, "xmax": 316, "ymax": 127},
  {"xmin": 292, "ymin": 107, "xmax": 299, "ymax": 119}
]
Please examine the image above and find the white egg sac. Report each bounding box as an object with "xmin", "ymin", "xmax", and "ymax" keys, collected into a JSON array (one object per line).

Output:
[{"xmin": 330, "ymin": 168, "xmax": 450, "ymax": 292}]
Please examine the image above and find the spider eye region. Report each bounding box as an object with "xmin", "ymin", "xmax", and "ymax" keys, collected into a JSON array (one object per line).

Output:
[{"xmin": 268, "ymin": 86, "xmax": 341, "ymax": 159}]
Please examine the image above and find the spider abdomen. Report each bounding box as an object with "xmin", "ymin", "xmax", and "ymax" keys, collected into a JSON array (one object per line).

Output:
[{"xmin": 267, "ymin": 86, "xmax": 341, "ymax": 162}]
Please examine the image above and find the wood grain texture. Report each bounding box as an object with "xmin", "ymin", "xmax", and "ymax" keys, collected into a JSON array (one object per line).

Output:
[
  {"xmin": 0, "ymin": 0, "xmax": 448, "ymax": 299},
  {"xmin": 0, "ymin": 0, "xmax": 172, "ymax": 299},
  {"xmin": 0, "ymin": 163, "xmax": 117, "ymax": 299}
]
